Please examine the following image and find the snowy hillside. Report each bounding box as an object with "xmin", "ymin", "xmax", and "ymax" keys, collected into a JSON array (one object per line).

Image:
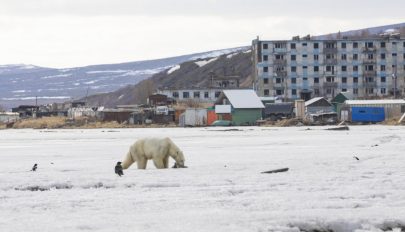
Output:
[
  {"xmin": 1, "ymin": 126, "xmax": 405, "ymax": 232},
  {"xmin": 0, "ymin": 47, "xmax": 248, "ymax": 109}
]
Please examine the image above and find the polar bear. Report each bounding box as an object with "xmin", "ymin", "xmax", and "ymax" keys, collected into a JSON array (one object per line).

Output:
[{"xmin": 121, "ymin": 137, "xmax": 186, "ymax": 169}]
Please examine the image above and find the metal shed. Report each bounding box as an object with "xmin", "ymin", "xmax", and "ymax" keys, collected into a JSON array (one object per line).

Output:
[{"xmin": 344, "ymin": 99, "xmax": 405, "ymax": 119}]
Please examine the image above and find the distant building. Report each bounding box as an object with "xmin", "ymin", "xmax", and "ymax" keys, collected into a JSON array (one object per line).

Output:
[
  {"xmin": 252, "ymin": 35, "xmax": 405, "ymax": 100},
  {"xmin": 157, "ymin": 72, "xmax": 242, "ymax": 103}
]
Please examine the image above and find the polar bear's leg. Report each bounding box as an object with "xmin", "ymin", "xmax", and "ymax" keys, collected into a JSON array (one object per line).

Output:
[
  {"xmin": 153, "ymin": 158, "xmax": 165, "ymax": 169},
  {"xmin": 163, "ymin": 156, "xmax": 169, "ymax": 168},
  {"xmin": 121, "ymin": 151, "xmax": 135, "ymax": 169},
  {"xmin": 137, "ymin": 157, "xmax": 147, "ymax": 169}
]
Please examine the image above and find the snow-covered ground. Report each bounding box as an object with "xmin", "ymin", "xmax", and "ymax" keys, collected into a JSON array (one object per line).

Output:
[{"xmin": 1, "ymin": 126, "xmax": 404, "ymax": 232}]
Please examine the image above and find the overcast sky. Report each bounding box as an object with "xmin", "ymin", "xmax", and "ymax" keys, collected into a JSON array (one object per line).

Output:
[{"xmin": 0, "ymin": 0, "xmax": 404, "ymax": 68}]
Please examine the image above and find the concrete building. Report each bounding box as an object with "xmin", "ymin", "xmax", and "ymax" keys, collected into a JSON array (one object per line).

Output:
[{"xmin": 252, "ymin": 35, "xmax": 405, "ymax": 100}]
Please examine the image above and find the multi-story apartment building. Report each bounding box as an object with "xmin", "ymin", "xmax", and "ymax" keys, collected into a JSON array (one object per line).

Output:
[{"xmin": 252, "ymin": 35, "xmax": 405, "ymax": 100}]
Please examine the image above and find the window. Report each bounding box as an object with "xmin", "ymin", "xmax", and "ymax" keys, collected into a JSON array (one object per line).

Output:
[
  {"xmin": 193, "ymin": 91, "xmax": 200, "ymax": 98},
  {"xmin": 263, "ymin": 67, "xmax": 268, "ymax": 73},
  {"xmin": 302, "ymin": 54, "xmax": 308, "ymax": 58},
  {"xmin": 403, "ymin": 53, "xmax": 405, "ymax": 59},
  {"xmin": 326, "ymin": 77, "xmax": 334, "ymax": 82},
  {"xmin": 368, "ymin": 53, "xmax": 374, "ymax": 59},
  {"xmin": 342, "ymin": 77, "xmax": 347, "ymax": 83},
  {"xmin": 292, "ymin": 89, "xmax": 297, "ymax": 95},
  {"xmin": 366, "ymin": 42, "xmax": 373, "ymax": 48},
  {"xmin": 367, "ymin": 88, "xmax": 374, "ymax": 94},
  {"xmin": 353, "ymin": 77, "xmax": 358, "ymax": 83},
  {"xmin": 215, "ymin": 91, "xmax": 221, "ymax": 98},
  {"xmin": 263, "ymin": 55, "xmax": 268, "ymax": 61},
  {"xmin": 303, "ymin": 77, "xmax": 308, "ymax": 81},
  {"xmin": 302, "ymin": 43, "xmax": 307, "ymax": 46},
  {"xmin": 381, "ymin": 88, "xmax": 386, "ymax": 94},
  {"xmin": 314, "ymin": 43, "xmax": 319, "ymax": 49},
  {"xmin": 183, "ymin": 92, "xmax": 190, "ymax": 98},
  {"xmin": 263, "ymin": 78, "xmax": 269, "ymax": 84},
  {"xmin": 314, "ymin": 89, "xmax": 320, "ymax": 95},
  {"xmin": 291, "ymin": 66, "xmax": 297, "ymax": 72},
  {"xmin": 263, "ymin": 43, "xmax": 268, "ymax": 49},
  {"xmin": 264, "ymin": 89, "xmax": 270, "ymax": 96},
  {"xmin": 275, "ymin": 54, "xmax": 284, "ymax": 60},
  {"xmin": 291, "ymin": 78, "xmax": 296, "ymax": 84},
  {"xmin": 314, "ymin": 66, "xmax": 319, "ymax": 72},
  {"xmin": 381, "ymin": 77, "xmax": 386, "ymax": 83},
  {"xmin": 303, "ymin": 66, "xmax": 308, "ymax": 69},
  {"xmin": 290, "ymin": 43, "xmax": 296, "ymax": 49},
  {"xmin": 204, "ymin": 92, "xmax": 209, "ymax": 98},
  {"xmin": 342, "ymin": 88, "xmax": 347, "ymax": 92},
  {"xmin": 381, "ymin": 65, "xmax": 386, "ymax": 71},
  {"xmin": 380, "ymin": 42, "xmax": 386, "ymax": 48},
  {"xmin": 341, "ymin": 54, "xmax": 347, "ymax": 60},
  {"xmin": 276, "ymin": 89, "xmax": 284, "ymax": 95},
  {"xmin": 314, "ymin": 54, "xmax": 319, "ymax": 60},
  {"xmin": 341, "ymin": 66, "xmax": 347, "ymax": 72},
  {"xmin": 392, "ymin": 53, "xmax": 397, "ymax": 57},
  {"xmin": 275, "ymin": 43, "xmax": 285, "ymax": 48},
  {"xmin": 365, "ymin": 65, "xmax": 374, "ymax": 71},
  {"xmin": 353, "ymin": 88, "xmax": 358, "ymax": 94},
  {"xmin": 341, "ymin": 42, "xmax": 346, "ymax": 49},
  {"xmin": 353, "ymin": 42, "xmax": 358, "ymax": 48},
  {"xmin": 314, "ymin": 77, "xmax": 319, "ymax": 83},
  {"xmin": 276, "ymin": 78, "xmax": 281, "ymax": 84},
  {"xmin": 381, "ymin": 53, "xmax": 386, "ymax": 59},
  {"xmin": 172, "ymin": 92, "xmax": 179, "ymax": 98},
  {"xmin": 326, "ymin": 88, "xmax": 332, "ymax": 94},
  {"xmin": 291, "ymin": 55, "xmax": 296, "ymax": 61},
  {"xmin": 326, "ymin": 66, "xmax": 332, "ymax": 72},
  {"xmin": 353, "ymin": 54, "xmax": 358, "ymax": 60},
  {"xmin": 353, "ymin": 66, "xmax": 358, "ymax": 72}
]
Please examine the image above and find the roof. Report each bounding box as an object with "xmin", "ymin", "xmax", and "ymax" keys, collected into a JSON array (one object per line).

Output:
[
  {"xmin": 222, "ymin": 90, "xmax": 264, "ymax": 109},
  {"xmin": 305, "ymin": 97, "xmax": 325, "ymax": 106},
  {"xmin": 345, "ymin": 99, "xmax": 405, "ymax": 105},
  {"xmin": 340, "ymin": 92, "xmax": 354, "ymax": 100}
]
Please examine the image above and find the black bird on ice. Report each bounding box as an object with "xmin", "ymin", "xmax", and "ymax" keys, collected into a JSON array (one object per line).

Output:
[
  {"xmin": 31, "ymin": 164, "xmax": 38, "ymax": 171},
  {"xmin": 115, "ymin": 162, "xmax": 124, "ymax": 176}
]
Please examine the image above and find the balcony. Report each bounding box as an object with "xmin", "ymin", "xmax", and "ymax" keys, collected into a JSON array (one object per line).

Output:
[
  {"xmin": 363, "ymin": 70, "xmax": 377, "ymax": 77},
  {"xmin": 363, "ymin": 59, "xmax": 377, "ymax": 64},
  {"xmin": 362, "ymin": 47, "xmax": 377, "ymax": 53},
  {"xmin": 273, "ymin": 48, "xmax": 287, "ymax": 53},
  {"xmin": 323, "ymin": 82, "xmax": 338, "ymax": 88},
  {"xmin": 323, "ymin": 48, "xmax": 338, "ymax": 53},
  {"xmin": 273, "ymin": 59, "xmax": 287, "ymax": 66},
  {"xmin": 363, "ymin": 81, "xmax": 377, "ymax": 88},
  {"xmin": 275, "ymin": 71, "xmax": 287, "ymax": 77},
  {"xmin": 324, "ymin": 59, "xmax": 338, "ymax": 65}
]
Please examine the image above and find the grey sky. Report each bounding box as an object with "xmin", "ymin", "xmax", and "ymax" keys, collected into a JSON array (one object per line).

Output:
[{"xmin": 1, "ymin": 0, "xmax": 404, "ymax": 68}]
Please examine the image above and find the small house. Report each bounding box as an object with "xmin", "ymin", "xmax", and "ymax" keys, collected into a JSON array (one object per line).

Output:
[
  {"xmin": 305, "ymin": 97, "xmax": 334, "ymax": 114},
  {"xmin": 215, "ymin": 89, "xmax": 264, "ymax": 126}
]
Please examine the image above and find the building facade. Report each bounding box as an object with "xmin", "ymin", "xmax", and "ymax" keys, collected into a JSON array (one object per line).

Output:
[{"xmin": 252, "ymin": 36, "xmax": 405, "ymax": 100}]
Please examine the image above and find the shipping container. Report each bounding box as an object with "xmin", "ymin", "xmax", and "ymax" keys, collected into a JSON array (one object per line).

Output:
[{"xmin": 351, "ymin": 107, "xmax": 385, "ymax": 123}]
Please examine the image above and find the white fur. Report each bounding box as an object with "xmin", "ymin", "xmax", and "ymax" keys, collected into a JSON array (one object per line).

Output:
[{"xmin": 121, "ymin": 137, "xmax": 185, "ymax": 169}]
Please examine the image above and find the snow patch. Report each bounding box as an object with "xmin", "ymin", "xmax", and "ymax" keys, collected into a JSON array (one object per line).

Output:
[
  {"xmin": 41, "ymin": 74, "xmax": 72, "ymax": 79},
  {"xmin": 195, "ymin": 57, "xmax": 218, "ymax": 67},
  {"xmin": 167, "ymin": 65, "xmax": 180, "ymax": 74}
]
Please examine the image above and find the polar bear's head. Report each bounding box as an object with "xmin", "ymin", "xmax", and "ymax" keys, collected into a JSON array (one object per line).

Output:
[{"xmin": 175, "ymin": 150, "xmax": 186, "ymax": 168}]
